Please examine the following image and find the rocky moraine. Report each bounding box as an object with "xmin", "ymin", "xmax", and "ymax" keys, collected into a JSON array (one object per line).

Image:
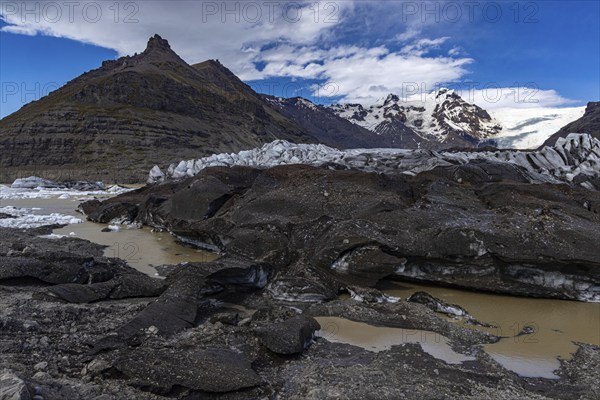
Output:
[{"xmin": 1, "ymin": 132, "xmax": 599, "ymax": 399}]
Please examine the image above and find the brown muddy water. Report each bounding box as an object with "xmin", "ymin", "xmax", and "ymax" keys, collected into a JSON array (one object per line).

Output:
[
  {"xmin": 1, "ymin": 196, "xmax": 218, "ymax": 276},
  {"xmin": 2, "ymin": 194, "xmax": 599, "ymax": 379},
  {"xmin": 315, "ymin": 316, "xmax": 476, "ymax": 364},
  {"xmin": 375, "ymin": 281, "xmax": 600, "ymax": 379},
  {"xmin": 317, "ymin": 282, "xmax": 599, "ymax": 379}
]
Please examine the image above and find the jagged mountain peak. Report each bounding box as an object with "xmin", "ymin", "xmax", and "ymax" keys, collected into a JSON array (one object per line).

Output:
[
  {"xmin": 135, "ymin": 34, "xmax": 186, "ymax": 64},
  {"xmin": 145, "ymin": 34, "xmax": 172, "ymax": 52},
  {"xmin": 0, "ymin": 34, "xmax": 316, "ymax": 182},
  {"xmin": 373, "ymin": 88, "xmax": 462, "ymax": 109},
  {"xmin": 434, "ymin": 87, "xmax": 459, "ymax": 100},
  {"xmin": 80, "ymin": 34, "xmax": 188, "ymax": 82},
  {"xmin": 327, "ymin": 88, "xmax": 502, "ymax": 149},
  {"xmin": 383, "ymin": 93, "xmax": 400, "ymax": 105},
  {"xmin": 291, "ymin": 97, "xmax": 319, "ymax": 110}
]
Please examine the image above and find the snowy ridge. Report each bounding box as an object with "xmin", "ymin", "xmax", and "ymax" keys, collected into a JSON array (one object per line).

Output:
[
  {"xmin": 265, "ymin": 96, "xmax": 319, "ymax": 111},
  {"xmin": 152, "ymin": 133, "xmax": 600, "ymax": 189},
  {"xmin": 328, "ymin": 89, "xmax": 502, "ymax": 142}
]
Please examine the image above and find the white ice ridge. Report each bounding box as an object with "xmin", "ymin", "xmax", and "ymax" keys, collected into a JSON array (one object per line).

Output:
[
  {"xmin": 0, "ymin": 206, "xmax": 82, "ymax": 229},
  {"xmin": 0, "ymin": 182, "xmax": 133, "ymax": 200},
  {"xmin": 151, "ymin": 133, "xmax": 600, "ymax": 188}
]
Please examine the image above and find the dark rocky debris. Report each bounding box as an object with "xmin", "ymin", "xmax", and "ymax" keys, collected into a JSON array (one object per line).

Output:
[
  {"xmin": 84, "ymin": 161, "xmax": 600, "ymax": 302},
  {"xmin": 254, "ymin": 315, "xmax": 320, "ymax": 355},
  {"xmin": 0, "ymin": 227, "xmax": 598, "ymax": 399},
  {"xmin": 2, "ymin": 156, "xmax": 600, "ymax": 398}
]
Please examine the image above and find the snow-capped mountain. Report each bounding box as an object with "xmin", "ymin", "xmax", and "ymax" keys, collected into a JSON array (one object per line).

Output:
[
  {"xmin": 327, "ymin": 89, "xmax": 503, "ymax": 149},
  {"xmin": 262, "ymin": 95, "xmax": 395, "ymax": 149}
]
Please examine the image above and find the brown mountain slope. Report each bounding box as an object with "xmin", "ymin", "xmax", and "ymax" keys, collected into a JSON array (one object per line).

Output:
[{"xmin": 0, "ymin": 35, "xmax": 315, "ymax": 183}]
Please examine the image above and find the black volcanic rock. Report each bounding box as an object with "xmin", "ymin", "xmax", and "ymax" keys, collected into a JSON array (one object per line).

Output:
[
  {"xmin": 542, "ymin": 102, "xmax": 600, "ymax": 147},
  {"xmin": 111, "ymin": 347, "xmax": 261, "ymax": 393},
  {"xmin": 1, "ymin": 216, "xmax": 599, "ymax": 398},
  {"xmin": 88, "ymin": 162, "xmax": 600, "ymax": 302},
  {"xmin": 255, "ymin": 315, "xmax": 320, "ymax": 354},
  {"xmin": 0, "ymin": 228, "xmax": 131, "ymax": 286},
  {"xmin": 87, "ymin": 202, "xmax": 138, "ymax": 224},
  {"xmin": 48, "ymin": 273, "xmax": 166, "ymax": 303},
  {"xmin": 0, "ymin": 35, "xmax": 316, "ymax": 183}
]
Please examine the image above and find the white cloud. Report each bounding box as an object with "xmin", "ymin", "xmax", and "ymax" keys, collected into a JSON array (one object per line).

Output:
[
  {"xmin": 0, "ymin": 1, "xmax": 478, "ymax": 105},
  {"xmin": 0, "ymin": 0, "xmax": 349, "ymax": 76},
  {"xmin": 448, "ymin": 46, "xmax": 463, "ymax": 56},
  {"xmin": 1, "ymin": 24, "xmax": 38, "ymax": 35},
  {"xmin": 462, "ymin": 87, "xmax": 578, "ymax": 110},
  {"xmin": 395, "ymin": 27, "xmax": 421, "ymax": 42},
  {"xmin": 240, "ymin": 41, "xmax": 474, "ymax": 104},
  {"xmin": 397, "ymin": 86, "xmax": 577, "ymax": 110},
  {"xmin": 0, "ymin": 0, "xmax": 579, "ymax": 110},
  {"xmin": 400, "ymin": 37, "xmax": 451, "ymax": 56},
  {"xmin": 322, "ymin": 51, "xmax": 473, "ymax": 104}
]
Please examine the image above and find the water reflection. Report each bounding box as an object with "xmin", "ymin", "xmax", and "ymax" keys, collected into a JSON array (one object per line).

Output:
[{"xmin": 379, "ymin": 280, "xmax": 600, "ymax": 379}]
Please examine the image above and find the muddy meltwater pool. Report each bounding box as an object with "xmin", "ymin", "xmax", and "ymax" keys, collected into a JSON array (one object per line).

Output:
[
  {"xmin": 315, "ymin": 316, "xmax": 476, "ymax": 364},
  {"xmin": 0, "ymin": 193, "xmax": 219, "ymax": 276},
  {"xmin": 2, "ymin": 189, "xmax": 599, "ymax": 380},
  {"xmin": 380, "ymin": 281, "xmax": 599, "ymax": 378},
  {"xmin": 317, "ymin": 282, "xmax": 599, "ymax": 379}
]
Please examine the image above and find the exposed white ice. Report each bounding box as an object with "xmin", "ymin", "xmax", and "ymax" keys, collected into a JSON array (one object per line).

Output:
[
  {"xmin": 38, "ymin": 233, "xmax": 68, "ymax": 239},
  {"xmin": 1, "ymin": 179, "xmax": 134, "ymax": 230},
  {"xmin": 506, "ymin": 266, "xmax": 600, "ymax": 303},
  {"xmin": 396, "ymin": 263, "xmax": 600, "ymax": 303},
  {"xmin": 147, "ymin": 165, "xmax": 165, "ymax": 184},
  {"xmin": 0, "ymin": 206, "xmax": 82, "ymax": 229},
  {"xmin": 11, "ymin": 176, "xmax": 62, "ymax": 189},
  {"xmin": 155, "ymin": 133, "xmax": 600, "ymax": 189},
  {"xmin": 0, "ymin": 183, "xmax": 133, "ymax": 200}
]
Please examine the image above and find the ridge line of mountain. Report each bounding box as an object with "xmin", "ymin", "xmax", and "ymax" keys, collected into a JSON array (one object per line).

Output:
[{"xmin": 1, "ymin": 34, "xmax": 597, "ymax": 183}]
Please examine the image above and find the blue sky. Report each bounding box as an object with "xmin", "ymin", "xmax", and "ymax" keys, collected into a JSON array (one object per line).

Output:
[{"xmin": 1, "ymin": 1, "xmax": 599, "ymax": 118}]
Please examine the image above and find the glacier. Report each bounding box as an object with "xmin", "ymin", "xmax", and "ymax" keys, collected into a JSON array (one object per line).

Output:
[{"xmin": 151, "ymin": 133, "xmax": 600, "ymax": 189}]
